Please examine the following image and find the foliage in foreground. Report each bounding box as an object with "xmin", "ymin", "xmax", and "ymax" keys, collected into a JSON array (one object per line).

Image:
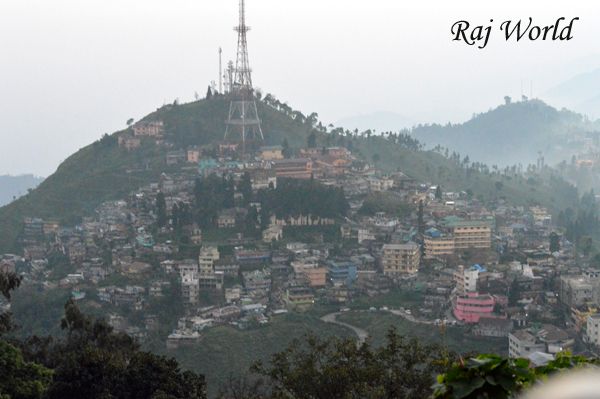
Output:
[
  {"xmin": 433, "ymin": 353, "xmax": 600, "ymax": 399},
  {"xmin": 0, "ymin": 270, "xmax": 207, "ymax": 399},
  {"xmin": 246, "ymin": 328, "xmax": 454, "ymax": 399}
]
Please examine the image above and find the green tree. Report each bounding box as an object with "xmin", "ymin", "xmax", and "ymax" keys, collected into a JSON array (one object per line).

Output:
[
  {"xmin": 282, "ymin": 139, "xmax": 292, "ymax": 159},
  {"xmin": 156, "ymin": 192, "xmax": 168, "ymax": 228},
  {"xmin": 508, "ymin": 278, "xmax": 521, "ymax": 306},
  {"xmin": 245, "ymin": 206, "xmax": 259, "ymax": 234},
  {"xmin": 0, "ymin": 340, "xmax": 53, "ymax": 399},
  {"xmin": 549, "ymin": 232, "xmax": 560, "ymax": 253},
  {"xmin": 307, "ymin": 132, "xmax": 317, "ymax": 148},
  {"xmin": 0, "ymin": 270, "xmax": 52, "ymax": 399},
  {"xmin": 239, "ymin": 172, "xmax": 253, "ymax": 205},
  {"xmin": 42, "ymin": 300, "xmax": 207, "ymax": 399},
  {"xmin": 254, "ymin": 328, "xmax": 452, "ymax": 399},
  {"xmin": 0, "ymin": 271, "xmax": 21, "ymax": 335},
  {"xmin": 435, "ymin": 185, "xmax": 443, "ymax": 200},
  {"xmin": 580, "ymin": 235, "xmax": 593, "ymax": 256},
  {"xmin": 433, "ymin": 353, "xmax": 600, "ymax": 399}
]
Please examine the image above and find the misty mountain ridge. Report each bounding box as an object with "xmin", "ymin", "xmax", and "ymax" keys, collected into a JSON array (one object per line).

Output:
[
  {"xmin": 409, "ymin": 98, "xmax": 598, "ymax": 167},
  {"xmin": 544, "ymin": 68, "xmax": 600, "ymax": 120},
  {"xmin": 0, "ymin": 175, "xmax": 44, "ymax": 206}
]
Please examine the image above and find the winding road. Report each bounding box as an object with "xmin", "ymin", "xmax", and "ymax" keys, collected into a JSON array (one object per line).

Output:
[
  {"xmin": 320, "ymin": 312, "xmax": 369, "ymax": 344},
  {"xmin": 321, "ymin": 308, "xmax": 442, "ymax": 345}
]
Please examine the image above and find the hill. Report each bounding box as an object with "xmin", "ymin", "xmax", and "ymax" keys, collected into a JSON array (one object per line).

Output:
[
  {"xmin": 0, "ymin": 174, "xmax": 44, "ymax": 207},
  {"xmin": 409, "ymin": 99, "xmax": 597, "ymax": 167},
  {"xmin": 0, "ymin": 95, "xmax": 583, "ymax": 253},
  {"xmin": 0, "ymin": 96, "xmax": 312, "ymax": 253},
  {"xmin": 545, "ymin": 68, "xmax": 600, "ymax": 120}
]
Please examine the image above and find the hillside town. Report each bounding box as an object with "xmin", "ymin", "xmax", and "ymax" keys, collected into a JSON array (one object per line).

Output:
[{"xmin": 2, "ymin": 114, "xmax": 599, "ymax": 366}]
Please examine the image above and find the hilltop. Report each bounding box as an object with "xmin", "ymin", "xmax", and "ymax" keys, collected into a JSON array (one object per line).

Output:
[
  {"xmin": 410, "ymin": 99, "xmax": 598, "ymax": 167},
  {"xmin": 0, "ymin": 95, "xmax": 582, "ymax": 253}
]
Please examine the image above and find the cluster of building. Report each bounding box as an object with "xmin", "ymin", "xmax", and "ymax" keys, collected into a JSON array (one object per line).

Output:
[{"xmin": 9, "ymin": 127, "xmax": 600, "ymax": 360}]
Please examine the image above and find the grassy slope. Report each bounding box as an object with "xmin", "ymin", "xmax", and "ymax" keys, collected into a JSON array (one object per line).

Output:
[
  {"xmin": 337, "ymin": 311, "xmax": 507, "ymax": 356},
  {"xmin": 149, "ymin": 313, "xmax": 353, "ymax": 397}
]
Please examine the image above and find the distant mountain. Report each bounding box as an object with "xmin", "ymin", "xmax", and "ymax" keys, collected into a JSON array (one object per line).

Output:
[
  {"xmin": 544, "ymin": 68, "xmax": 600, "ymax": 120},
  {"xmin": 0, "ymin": 175, "xmax": 44, "ymax": 206},
  {"xmin": 410, "ymin": 99, "xmax": 596, "ymax": 167},
  {"xmin": 336, "ymin": 111, "xmax": 414, "ymax": 133}
]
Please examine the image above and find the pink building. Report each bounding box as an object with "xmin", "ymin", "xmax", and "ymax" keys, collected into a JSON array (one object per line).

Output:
[{"xmin": 453, "ymin": 292, "xmax": 496, "ymax": 323}]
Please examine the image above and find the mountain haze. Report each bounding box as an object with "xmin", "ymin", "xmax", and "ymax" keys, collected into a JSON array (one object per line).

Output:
[
  {"xmin": 545, "ymin": 68, "xmax": 600, "ymax": 120},
  {"xmin": 410, "ymin": 99, "xmax": 597, "ymax": 167}
]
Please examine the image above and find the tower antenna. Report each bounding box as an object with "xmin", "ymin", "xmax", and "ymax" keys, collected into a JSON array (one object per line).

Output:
[
  {"xmin": 224, "ymin": 0, "xmax": 263, "ymax": 153},
  {"xmin": 219, "ymin": 47, "xmax": 223, "ymax": 94}
]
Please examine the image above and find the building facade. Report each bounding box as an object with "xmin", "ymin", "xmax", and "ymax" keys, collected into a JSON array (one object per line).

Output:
[{"xmin": 382, "ymin": 242, "xmax": 420, "ymax": 277}]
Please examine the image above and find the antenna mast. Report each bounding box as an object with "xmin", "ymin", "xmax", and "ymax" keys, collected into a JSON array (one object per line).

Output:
[
  {"xmin": 224, "ymin": 0, "xmax": 263, "ymax": 152},
  {"xmin": 219, "ymin": 47, "xmax": 223, "ymax": 94}
]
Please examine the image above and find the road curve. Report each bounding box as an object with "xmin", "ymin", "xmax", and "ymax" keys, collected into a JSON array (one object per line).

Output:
[{"xmin": 320, "ymin": 312, "xmax": 369, "ymax": 344}]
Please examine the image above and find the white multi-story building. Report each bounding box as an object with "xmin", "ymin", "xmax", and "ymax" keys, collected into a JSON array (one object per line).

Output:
[
  {"xmin": 587, "ymin": 314, "xmax": 600, "ymax": 347},
  {"xmin": 454, "ymin": 265, "xmax": 481, "ymax": 295},
  {"xmin": 180, "ymin": 271, "xmax": 200, "ymax": 305},
  {"xmin": 199, "ymin": 246, "xmax": 220, "ymax": 275}
]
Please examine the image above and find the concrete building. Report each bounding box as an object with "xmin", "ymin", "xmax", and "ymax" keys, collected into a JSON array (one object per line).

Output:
[
  {"xmin": 509, "ymin": 325, "xmax": 573, "ymax": 358},
  {"xmin": 368, "ymin": 176, "xmax": 394, "ymax": 192},
  {"xmin": 196, "ymin": 246, "xmax": 223, "ymax": 290},
  {"xmin": 327, "ymin": 260, "xmax": 358, "ymax": 287},
  {"xmin": 258, "ymin": 146, "xmax": 284, "ymax": 160},
  {"xmin": 199, "ymin": 246, "xmax": 220, "ymax": 275},
  {"xmin": 285, "ymin": 287, "xmax": 315, "ymax": 310},
  {"xmin": 559, "ymin": 276, "xmax": 596, "ymax": 308},
  {"xmin": 587, "ymin": 314, "xmax": 600, "ymax": 347},
  {"xmin": 453, "ymin": 292, "xmax": 496, "ymax": 323},
  {"xmin": 449, "ymin": 220, "xmax": 492, "ymax": 250},
  {"xmin": 133, "ymin": 120, "xmax": 164, "ymax": 137},
  {"xmin": 382, "ymin": 242, "xmax": 420, "ymax": 277},
  {"xmin": 454, "ymin": 264, "xmax": 485, "ymax": 295},
  {"xmin": 423, "ymin": 229, "xmax": 455, "ymax": 259},
  {"xmin": 187, "ymin": 148, "xmax": 201, "ymax": 163},
  {"xmin": 509, "ymin": 330, "xmax": 546, "ymax": 358},
  {"xmin": 271, "ymin": 158, "xmax": 313, "ymax": 179},
  {"xmin": 177, "ymin": 261, "xmax": 200, "ymax": 304}
]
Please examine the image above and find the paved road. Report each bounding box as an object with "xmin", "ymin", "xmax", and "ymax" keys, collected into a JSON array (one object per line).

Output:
[
  {"xmin": 320, "ymin": 312, "xmax": 369, "ymax": 344},
  {"xmin": 388, "ymin": 309, "xmax": 435, "ymax": 325}
]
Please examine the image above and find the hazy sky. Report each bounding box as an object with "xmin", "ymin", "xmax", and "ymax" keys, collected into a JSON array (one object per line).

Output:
[{"xmin": 1, "ymin": 0, "xmax": 599, "ymax": 176}]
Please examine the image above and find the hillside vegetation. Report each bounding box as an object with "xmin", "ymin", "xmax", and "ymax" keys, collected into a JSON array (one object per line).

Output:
[{"xmin": 0, "ymin": 95, "xmax": 584, "ymax": 253}]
